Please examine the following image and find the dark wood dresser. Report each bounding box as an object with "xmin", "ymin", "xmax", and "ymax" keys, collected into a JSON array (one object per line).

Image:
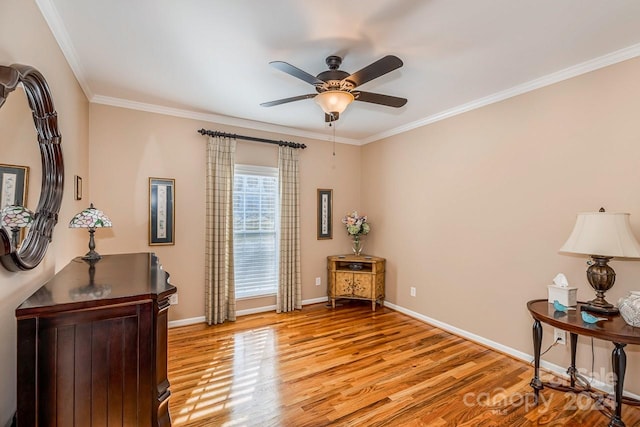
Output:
[{"xmin": 15, "ymin": 252, "xmax": 177, "ymax": 426}]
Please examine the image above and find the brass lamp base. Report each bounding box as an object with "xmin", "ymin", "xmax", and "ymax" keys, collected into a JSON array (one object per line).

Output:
[{"xmin": 583, "ymin": 255, "xmax": 619, "ymax": 315}]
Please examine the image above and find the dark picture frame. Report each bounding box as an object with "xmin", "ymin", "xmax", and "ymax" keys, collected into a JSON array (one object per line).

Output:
[
  {"xmin": 0, "ymin": 163, "xmax": 29, "ymax": 209},
  {"xmin": 74, "ymin": 175, "xmax": 82, "ymax": 200},
  {"xmin": 149, "ymin": 177, "xmax": 175, "ymax": 245},
  {"xmin": 317, "ymin": 188, "xmax": 333, "ymax": 240}
]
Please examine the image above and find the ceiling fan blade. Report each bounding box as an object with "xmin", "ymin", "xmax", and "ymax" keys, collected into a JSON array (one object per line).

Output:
[
  {"xmin": 260, "ymin": 94, "xmax": 317, "ymax": 107},
  {"xmin": 354, "ymin": 91, "xmax": 407, "ymax": 108},
  {"xmin": 343, "ymin": 55, "xmax": 403, "ymax": 88},
  {"xmin": 270, "ymin": 61, "xmax": 325, "ymax": 86}
]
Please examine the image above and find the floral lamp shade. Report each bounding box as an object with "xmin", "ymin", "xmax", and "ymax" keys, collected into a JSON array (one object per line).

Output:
[
  {"xmin": 1, "ymin": 205, "xmax": 34, "ymax": 247},
  {"xmin": 69, "ymin": 203, "xmax": 112, "ymax": 261},
  {"xmin": 69, "ymin": 203, "xmax": 113, "ymax": 229},
  {"xmin": 1, "ymin": 205, "xmax": 34, "ymax": 228}
]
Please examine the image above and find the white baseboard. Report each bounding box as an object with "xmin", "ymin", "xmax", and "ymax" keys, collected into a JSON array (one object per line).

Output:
[
  {"xmin": 168, "ymin": 316, "xmax": 206, "ymax": 328},
  {"xmin": 167, "ymin": 296, "xmax": 329, "ymax": 329},
  {"xmin": 303, "ymin": 296, "xmax": 329, "ymax": 305},
  {"xmin": 236, "ymin": 305, "xmax": 276, "ymax": 316},
  {"xmin": 383, "ymin": 301, "xmax": 640, "ymax": 400}
]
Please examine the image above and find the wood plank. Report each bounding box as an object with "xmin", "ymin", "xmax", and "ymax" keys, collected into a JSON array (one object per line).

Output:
[
  {"xmin": 75, "ymin": 323, "xmax": 93, "ymax": 423},
  {"xmin": 56, "ymin": 325, "xmax": 75, "ymax": 426},
  {"xmin": 107, "ymin": 319, "xmax": 124, "ymax": 427},
  {"xmin": 91, "ymin": 319, "xmax": 109, "ymax": 427},
  {"xmin": 168, "ymin": 301, "xmax": 640, "ymax": 426}
]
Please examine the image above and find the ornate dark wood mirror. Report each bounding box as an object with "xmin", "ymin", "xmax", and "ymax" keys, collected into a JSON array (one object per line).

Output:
[{"xmin": 0, "ymin": 64, "xmax": 64, "ymax": 271}]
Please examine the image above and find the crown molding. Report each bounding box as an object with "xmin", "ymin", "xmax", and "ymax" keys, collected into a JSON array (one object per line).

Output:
[
  {"xmin": 361, "ymin": 43, "xmax": 640, "ymax": 145},
  {"xmin": 91, "ymin": 95, "xmax": 361, "ymax": 146},
  {"xmin": 94, "ymin": 42, "xmax": 640, "ymax": 147},
  {"xmin": 36, "ymin": 0, "xmax": 94, "ymax": 100},
  {"xmin": 35, "ymin": 0, "xmax": 640, "ymax": 147},
  {"xmin": 36, "ymin": 0, "xmax": 359, "ymax": 146}
]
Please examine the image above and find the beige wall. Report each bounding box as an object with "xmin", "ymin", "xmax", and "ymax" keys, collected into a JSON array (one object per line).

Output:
[
  {"xmin": 0, "ymin": 0, "xmax": 90, "ymax": 423},
  {"xmin": 362, "ymin": 57, "xmax": 640, "ymax": 393},
  {"xmin": 88, "ymin": 104, "xmax": 362, "ymax": 321},
  {"xmin": 4, "ymin": 0, "xmax": 640, "ymax": 422}
]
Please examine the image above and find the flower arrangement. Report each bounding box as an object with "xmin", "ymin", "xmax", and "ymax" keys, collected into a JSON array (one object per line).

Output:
[
  {"xmin": 342, "ymin": 211, "xmax": 369, "ymax": 256},
  {"xmin": 342, "ymin": 211, "xmax": 370, "ymax": 236}
]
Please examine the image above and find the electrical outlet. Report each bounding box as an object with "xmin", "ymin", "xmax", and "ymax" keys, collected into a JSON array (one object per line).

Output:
[
  {"xmin": 315, "ymin": 277, "xmax": 321, "ymax": 286},
  {"xmin": 410, "ymin": 287, "xmax": 416, "ymax": 297},
  {"xmin": 169, "ymin": 293, "xmax": 178, "ymax": 305},
  {"xmin": 554, "ymin": 328, "xmax": 566, "ymax": 345}
]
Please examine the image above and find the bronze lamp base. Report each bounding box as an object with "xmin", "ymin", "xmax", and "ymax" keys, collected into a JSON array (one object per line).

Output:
[{"xmin": 582, "ymin": 255, "xmax": 619, "ymax": 315}]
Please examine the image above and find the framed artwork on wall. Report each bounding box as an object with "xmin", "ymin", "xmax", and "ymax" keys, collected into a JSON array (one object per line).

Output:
[
  {"xmin": 0, "ymin": 163, "xmax": 29, "ymax": 209},
  {"xmin": 74, "ymin": 175, "xmax": 82, "ymax": 200},
  {"xmin": 149, "ymin": 177, "xmax": 175, "ymax": 245},
  {"xmin": 317, "ymin": 188, "xmax": 333, "ymax": 240}
]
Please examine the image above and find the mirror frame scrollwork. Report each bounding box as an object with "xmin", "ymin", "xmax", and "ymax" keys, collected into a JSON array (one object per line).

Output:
[{"xmin": 0, "ymin": 64, "xmax": 64, "ymax": 271}]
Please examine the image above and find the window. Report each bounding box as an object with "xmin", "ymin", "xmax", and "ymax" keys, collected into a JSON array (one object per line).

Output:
[{"xmin": 233, "ymin": 165, "xmax": 279, "ymax": 299}]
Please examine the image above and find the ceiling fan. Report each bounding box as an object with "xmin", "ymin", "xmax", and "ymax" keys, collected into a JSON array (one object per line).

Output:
[{"xmin": 260, "ymin": 55, "xmax": 407, "ymax": 122}]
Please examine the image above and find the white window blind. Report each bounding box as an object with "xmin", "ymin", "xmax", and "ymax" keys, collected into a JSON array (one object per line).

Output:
[{"xmin": 233, "ymin": 164, "xmax": 279, "ymax": 299}]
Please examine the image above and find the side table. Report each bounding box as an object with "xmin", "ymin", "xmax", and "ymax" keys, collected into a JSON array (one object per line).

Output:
[
  {"xmin": 327, "ymin": 254, "xmax": 385, "ymax": 311},
  {"xmin": 528, "ymin": 299, "xmax": 640, "ymax": 427}
]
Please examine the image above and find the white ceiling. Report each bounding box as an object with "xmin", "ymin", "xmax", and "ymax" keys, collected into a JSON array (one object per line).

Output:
[{"xmin": 38, "ymin": 0, "xmax": 640, "ymax": 144}]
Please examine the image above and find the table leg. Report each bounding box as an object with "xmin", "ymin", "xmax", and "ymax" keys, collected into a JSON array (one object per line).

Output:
[
  {"xmin": 610, "ymin": 343, "xmax": 627, "ymax": 427},
  {"xmin": 530, "ymin": 319, "xmax": 543, "ymax": 402},
  {"xmin": 569, "ymin": 332, "xmax": 578, "ymax": 387}
]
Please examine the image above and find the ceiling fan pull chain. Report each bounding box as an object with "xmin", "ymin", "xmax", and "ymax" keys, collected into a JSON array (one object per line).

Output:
[{"xmin": 332, "ymin": 119, "xmax": 336, "ymax": 156}]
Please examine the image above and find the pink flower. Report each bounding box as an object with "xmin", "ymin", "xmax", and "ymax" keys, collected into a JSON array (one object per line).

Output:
[{"xmin": 341, "ymin": 210, "xmax": 371, "ymax": 237}]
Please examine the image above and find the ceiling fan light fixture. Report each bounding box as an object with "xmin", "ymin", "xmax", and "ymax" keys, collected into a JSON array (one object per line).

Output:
[{"xmin": 315, "ymin": 90, "xmax": 354, "ymax": 115}]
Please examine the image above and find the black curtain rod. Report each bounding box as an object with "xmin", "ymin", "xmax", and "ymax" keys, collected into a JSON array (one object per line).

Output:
[{"xmin": 197, "ymin": 128, "xmax": 306, "ymax": 149}]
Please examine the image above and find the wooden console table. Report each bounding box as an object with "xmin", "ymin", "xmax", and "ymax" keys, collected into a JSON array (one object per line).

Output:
[
  {"xmin": 327, "ymin": 254, "xmax": 385, "ymax": 311},
  {"xmin": 16, "ymin": 252, "xmax": 177, "ymax": 427},
  {"xmin": 528, "ymin": 299, "xmax": 640, "ymax": 427}
]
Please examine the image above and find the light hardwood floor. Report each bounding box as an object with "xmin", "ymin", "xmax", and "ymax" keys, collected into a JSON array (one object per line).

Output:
[{"xmin": 167, "ymin": 302, "xmax": 640, "ymax": 426}]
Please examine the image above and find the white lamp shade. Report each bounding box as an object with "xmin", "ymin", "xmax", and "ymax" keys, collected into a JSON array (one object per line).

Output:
[
  {"xmin": 560, "ymin": 211, "xmax": 640, "ymax": 258},
  {"xmin": 315, "ymin": 90, "xmax": 354, "ymax": 115}
]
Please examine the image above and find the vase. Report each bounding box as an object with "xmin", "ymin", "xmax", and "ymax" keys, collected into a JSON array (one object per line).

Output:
[
  {"xmin": 618, "ymin": 291, "xmax": 640, "ymax": 326},
  {"xmin": 352, "ymin": 235, "xmax": 363, "ymax": 256}
]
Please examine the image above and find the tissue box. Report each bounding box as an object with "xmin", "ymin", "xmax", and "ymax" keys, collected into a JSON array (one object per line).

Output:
[{"xmin": 548, "ymin": 285, "xmax": 578, "ymax": 307}]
